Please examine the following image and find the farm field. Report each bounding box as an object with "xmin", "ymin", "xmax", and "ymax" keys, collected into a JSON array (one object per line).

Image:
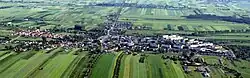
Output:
[
  {"xmin": 60, "ymin": 51, "xmax": 87, "ymax": 78},
  {"xmin": 187, "ymin": 36, "xmax": 250, "ymax": 41},
  {"xmin": 0, "ymin": 0, "xmax": 250, "ymax": 78},
  {"xmin": 121, "ymin": 19, "xmax": 249, "ymax": 31},
  {"xmin": 0, "ymin": 51, "xmax": 249, "ymax": 78},
  {"xmin": 184, "ymin": 66, "xmax": 203, "ymax": 78},
  {"xmin": 120, "ymin": 8, "xmax": 194, "ymax": 19},
  {"xmin": 0, "ymin": 48, "xmax": 62, "ymax": 78},
  {"xmin": 163, "ymin": 59, "xmax": 186, "ymax": 78},
  {"xmin": 119, "ymin": 54, "xmax": 186, "ymax": 78},
  {"xmin": 31, "ymin": 49, "xmax": 78, "ymax": 78},
  {"xmin": 125, "ymin": 30, "xmax": 194, "ymax": 36},
  {"xmin": 90, "ymin": 53, "xmax": 117, "ymax": 78},
  {"xmin": 0, "ymin": 3, "xmax": 120, "ymax": 30},
  {"xmin": 146, "ymin": 55, "xmax": 169, "ymax": 78},
  {"xmin": 214, "ymin": 33, "xmax": 250, "ymax": 36},
  {"xmin": 202, "ymin": 56, "xmax": 220, "ymax": 65},
  {"xmin": 222, "ymin": 59, "xmax": 250, "ymax": 77}
]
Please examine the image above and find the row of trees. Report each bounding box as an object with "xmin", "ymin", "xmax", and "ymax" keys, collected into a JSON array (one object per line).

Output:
[{"xmin": 227, "ymin": 45, "xmax": 250, "ymax": 60}]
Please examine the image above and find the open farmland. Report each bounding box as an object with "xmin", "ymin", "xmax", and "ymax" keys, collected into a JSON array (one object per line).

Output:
[
  {"xmin": 0, "ymin": 3, "xmax": 120, "ymax": 30},
  {"xmin": 0, "ymin": 50, "xmax": 249, "ymax": 78},
  {"xmin": 118, "ymin": 54, "xmax": 186, "ymax": 78},
  {"xmin": 90, "ymin": 53, "xmax": 117, "ymax": 78},
  {"xmin": 146, "ymin": 55, "xmax": 168, "ymax": 78},
  {"xmin": 0, "ymin": 0, "xmax": 250, "ymax": 78},
  {"xmin": 120, "ymin": 8, "xmax": 194, "ymax": 19},
  {"xmin": 163, "ymin": 59, "xmax": 185, "ymax": 78},
  {"xmin": 128, "ymin": 55, "xmax": 147, "ymax": 78},
  {"xmin": 0, "ymin": 48, "xmax": 62, "ymax": 78},
  {"xmin": 121, "ymin": 19, "xmax": 249, "ymax": 31},
  {"xmin": 30, "ymin": 49, "xmax": 78, "ymax": 78}
]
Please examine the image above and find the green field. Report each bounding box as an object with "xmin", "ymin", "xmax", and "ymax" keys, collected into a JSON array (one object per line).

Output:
[
  {"xmin": 0, "ymin": 0, "xmax": 250, "ymax": 78},
  {"xmin": 31, "ymin": 49, "xmax": 78, "ymax": 78},
  {"xmin": 146, "ymin": 55, "xmax": 169, "ymax": 78},
  {"xmin": 203, "ymin": 56, "xmax": 220, "ymax": 65},
  {"xmin": 0, "ymin": 48, "xmax": 62, "ymax": 78},
  {"xmin": 223, "ymin": 59, "xmax": 250, "ymax": 77},
  {"xmin": 129, "ymin": 55, "xmax": 147, "ymax": 78},
  {"xmin": 90, "ymin": 53, "xmax": 117, "ymax": 78},
  {"xmin": 119, "ymin": 54, "xmax": 186, "ymax": 78}
]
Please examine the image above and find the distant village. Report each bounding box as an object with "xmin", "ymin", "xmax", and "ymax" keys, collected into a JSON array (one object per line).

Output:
[
  {"xmin": 0, "ymin": 26, "xmax": 236, "ymax": 77},
  {"xmin": 0, "ymin": 2, "xmax": 243, "ymax": 78},
  {"xmin": 0, "ymin": 13, "xmax": 236, "ymax": 60}
]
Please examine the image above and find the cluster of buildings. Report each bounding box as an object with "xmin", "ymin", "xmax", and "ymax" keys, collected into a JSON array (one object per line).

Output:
[
  {"xmin": 0, "ymin": 37, "xmax": 9, "ymax": 44},
  {"xmin": 11, "ymin": 28, "xmax": 236, "ymax": 59},
  {"xmin": 6, "ymin": 12, "xmax": 235, "ymax": 59},
  {"xmin": 131, "ymin": 25, "xmax": 152, "ymax": 30},
  {"xmin": 10, "ymin": 37, "xmax": 96, "ymax": 52},
  {"xmin": 14, "ymin": 29, "xmax": 64, "ymax": 39},
  {"xmin": 99, "ymin": 34, "xmax": 235, "ymax": 58},
  {"xmin": 93, "ymin": 3, "xmax": 189, "ymax": 10},
  {"xmin": 206, "ymin": 0, "xmax": 232, "ymax": 3}
]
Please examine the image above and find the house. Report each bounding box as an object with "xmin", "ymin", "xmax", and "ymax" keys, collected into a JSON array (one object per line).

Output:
[
  {"xmin": 183, "ymin": 66, "xmax": 191, "ymax": 72},
  {"xmin": 202, "ymin": 72, "xmax": 210, "ymax": 77},
  {"xmin": 205, "ymin": 67, "xmax": 211, "ymax": 73},
  {"xmin": 196, "ymin": 67, "xmax": 206, "ymax": 72}
]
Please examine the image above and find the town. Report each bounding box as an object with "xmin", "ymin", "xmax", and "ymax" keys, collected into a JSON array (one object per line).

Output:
[{"xmin": 0, "ymin": 0, "xmax": 249, "ymax": 78}]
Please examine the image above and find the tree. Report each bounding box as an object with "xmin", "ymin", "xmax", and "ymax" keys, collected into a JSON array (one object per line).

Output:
[
  {"xmin": 190, "ymin": 53, "xmax": 195, "ymax": 57},
  {"xmin": 74, "ymin": 24, "xmax": 84, "ymax": 31},
  {"xmin": 42, "ymin": 37, "xmax": 47, "ymax": 43},
  {"xmin": 5, "ymin": 45, "xmax": 13, "ymax": 50},
  {"xmin": 4, "ymin": 37, "xmax": 10, "ymax": 40}
]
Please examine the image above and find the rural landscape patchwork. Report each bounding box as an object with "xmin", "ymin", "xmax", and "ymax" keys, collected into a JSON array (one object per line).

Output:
[{"xmin": 0, "ymin": 0, "xmax": 250, "ymax": 78}]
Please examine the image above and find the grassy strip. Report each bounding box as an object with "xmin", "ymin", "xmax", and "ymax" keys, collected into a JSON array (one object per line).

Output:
[
  {"xmin": 31, "ymin": 48, "xmax": 77, "ymax": 78},
  {"xmin": 0, "ymin": 52, "xmax": 15, "ymax": 62},
  {"xmin": 129, "ymin": 55, "xmax": 147, "ymax": 78},
  {"xmin": 0, "ymin": 51, "xmax": 43, "ymax": 78},
  {"xmin": 170, "ymin": 61, "xmax": 185, "ymax": 78},
  {"xmin": 0, "ymin": 52, "xmax": 24, "ymax": 73},
  {"xmin": 112, "ymin": 52, "xmax": 123, "ymax": 78},
  {"xmin": 113, "ymin": 52, "xmax": 124, "ymax": 78},
  {"xmin": 118, "ymin": 55, "xmax": 128, "ymax": 78},
  {"xmin": 69, "ymin": 54, "xmax": 100, "ymax": 78},
  {"xmin": 90, "ymin": 53, "xmax": 117, "ymax": 78},
  {"xmin": 61, "ymin": 52, "xmax": 87, "ymax": 78},
  {"xmin": 0, "ymin": 51, "xmax": 9, "ymax": 57},
  {"xmin": 14, "ymin": 48, "xmax": 62, "ymax": 78},
  {"xmin": 146, "ymin": 55, "xmax": 168, "ymax": 78}
]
